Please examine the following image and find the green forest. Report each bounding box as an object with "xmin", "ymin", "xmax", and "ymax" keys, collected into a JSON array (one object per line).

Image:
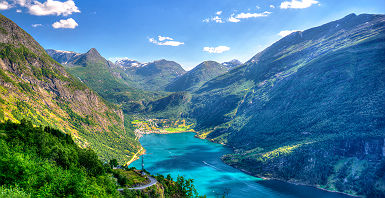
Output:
[{"xmin": 0, "ymin": 120, "xmax": 202, "ymax": 198}]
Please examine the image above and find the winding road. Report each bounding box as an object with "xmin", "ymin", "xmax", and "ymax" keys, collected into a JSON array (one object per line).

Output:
[{"xmin": 117, "ymin": 176, "xmax": 157, "ymax": 192}]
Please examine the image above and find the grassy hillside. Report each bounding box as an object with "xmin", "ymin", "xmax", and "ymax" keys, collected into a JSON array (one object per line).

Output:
[
  {"xmin": 0, "ymin": 13, "xmax": 140, "ymax": 163},
  {"xmin": 190, "ymin": 13, "xmax": 385, "ymax": 197}
]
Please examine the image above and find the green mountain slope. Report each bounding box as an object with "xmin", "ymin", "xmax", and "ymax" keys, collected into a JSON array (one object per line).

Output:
[
  {"xmin": 116, "ymin": 59, "xmax": 186, "ymax": 91},
  {"xmin": 47, "ymin": 49, "xmax": 168, "ymax": 116},
  {"xmin": 0, "ymin": 13, "xmax": 140, "ymax": 163},
  {"xmin": 63, "ymin": 48, "xmax": 162, "ymax": 110},
  {"xmin": 166, "ymin": 61, "xmax": 228, "ymax": 92},
  {"xmin": 191, "ymin": 13, "xmax": 385, "ymax": 196}
]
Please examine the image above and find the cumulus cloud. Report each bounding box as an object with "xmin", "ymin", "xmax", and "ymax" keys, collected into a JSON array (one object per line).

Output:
[
  {"xmin": 280, "ymin": 0, "xmax": 319, "ymax": 9},
  {"xmin": 32, "ymin": 23, "xmax": 43, "ymax": 27},
  {"xmin": 228, "ymin": 11, "xmax": 271, "ymax": 23},
  {"xmin": 52, "ymin": 18, "xmax": 78, "ymax": 29},
  {"xmin": 270, "ymin": 5, "xmax": 275, "ymax": 8},
  {"xmin": 27, "ymin": 0, "xmax": 80, "ymax": 16},
  {"xmin": 158, "ymin": 35, "xmax": 173, "ymax": 41},
  {"xmin": 16, "ymin": 9, "xmax": 22, "ymax": 12},
  {"xmin": 7, "ymin": 0, "xmax": 80, "ymax": 16},
  {"xmin": 14, "ymin": 0, "xmax": 30, "ymax": 7},
  {"xmin": 0, "ymin": 1, "xmax": 12, "ymax": 10},
  {"xmin": 278, "ymin": 30, "xmax": 299, "ymax": 37},
  {"xmin": 216, "ymin": 10, "xmax": 222, "ymax": 15},
  {"xmin": 149, "ymin": 36, "xmax": 184, "ymax": 47},
  {"xmin": 203, "ymin": 46, "xmax": 230, "ymax": 54}
]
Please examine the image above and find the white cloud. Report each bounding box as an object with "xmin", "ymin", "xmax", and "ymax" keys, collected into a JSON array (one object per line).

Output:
[
  {"xmin": 270, "ymin": 5, "xmax": 275, "ymax": 8},
  {"xmin": 14, "ymin": 0, "xmax": 30, "ymax": 7},
  {"xmin": 203, "ymin": 46, "xmax": 230, "ymax": 54},
  {"xmin": 228, "ymin": 14, "xmax": 240, "ymax": 23},
  {"xmin": 16, "ymin": 9, "xmax": 22, "ymax": 12},
  {"xmin": 278, "ymin": 30, "xmax": 299, "ymax": 37},
  {"xmin": 28, "ymin": 0, "xmax": 80, "ymax": 16},
  {"xmin": 256, "ymin": 6, "xmax": 260, "ymax": 9},
  {"xmin": 0, "ymin": 1, "xmax": 12, "ymax": 10},
  {"xmin": 52, "ymin": 18, "xmax": 78, "ymax": 29},
  {"xmin": 32, "ymin": 23, "xmax": 43, "ymax": 27},
  {"xmin": 235, "ymin": 11, "xmax": 271, "ymax": 19},
  {"xmin": 228, "ymin": 11, "xmax": 271, "ymax": 22},
  {"xmin": 280, "ymin": 0, "xmax": 318, "ymax": 9},
  {"xmin": 159, "ymin": 41, "xmax": 184, "ymax": 46},
  {"xmin": 158, "ymin": 35, "xmax": 173, "ymax": 41},
  {"xmin": 203, "ymin": 15, "xmax": 224, "ymax": 23},
  {"xmin": 149, "ymin": 36, "xmax": 184, "ymax": 47},
  {"xmin": 205, "ymin": 9, "xmax": 271, "ymax": 23}
]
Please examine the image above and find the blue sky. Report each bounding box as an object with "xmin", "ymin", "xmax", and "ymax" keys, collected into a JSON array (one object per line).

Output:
[{"xmin": 1, "ymin": 0, "xmax": 384, "ymax": 70}]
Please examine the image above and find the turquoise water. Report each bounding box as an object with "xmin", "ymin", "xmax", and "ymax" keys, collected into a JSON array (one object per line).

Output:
[{"xmin": 130, "ymin": 133, "xmax": 350, "ymax": 198}]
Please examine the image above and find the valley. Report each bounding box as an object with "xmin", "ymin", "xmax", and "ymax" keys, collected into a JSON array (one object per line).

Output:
[
  {"xmin": 0, "ymin": 7, "xmax": 384, "ymax": 198},
  {"xmin": 131, "ymin": 119, "xmax": 195, "ymax": 139}
]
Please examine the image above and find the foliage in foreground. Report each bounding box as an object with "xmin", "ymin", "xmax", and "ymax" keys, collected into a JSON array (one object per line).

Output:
[
  {"xmin": 122, "ymin": 174, "xmax": 205, "ymax": 198},
  {"xmin": 0, "ymin": 120, "xmax": 204, "ymax": 198},
  {"xmin": 0, "ymin": 120, "xmax": 119, "ymax": 197}
]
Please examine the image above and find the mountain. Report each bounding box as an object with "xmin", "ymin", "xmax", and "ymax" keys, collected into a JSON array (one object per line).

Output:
[
  {"xmin": 49, "ymin": 50, "xmax": 186, "ymax": 92},
  {"xmin": 166, "ymin": 61, "xmax": 228, "ymax": 92},
  {"xmin": 190, "ymin": 13, "xmax": 385, "ymax": 196},
  {"xmin": 115, "ymin": 58, "xmax": 142, "ymax": 69},
  {"xmin": 46, "ymin": 49, "xmax": 80, "ymax": 64},
  {"xmin": 48, "ymin": 48, "xmax": 165, "ymax": 114},
  {"xmin": 222, "ymin": 59, "xmax": 242, "ymax": 69},
  {"xmin": 0, "ymin": 13, "xmax": 140, "ymax": 163},
  {"xmin": 111, "ymin": 59, "xmax": 186, "ymax": 91}
]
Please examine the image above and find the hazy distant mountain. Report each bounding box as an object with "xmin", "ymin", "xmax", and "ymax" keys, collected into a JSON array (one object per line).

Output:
[
  {"xmin": 190, "ymin": 13, "xmax": 385, "ymax": 196},
  {"xmin": 0, "ymin": 14, "xmax": 140, "ymax": 163},
  {"xmin": 46, "ymin": 49, "xmax": 80, "ymax": 64},
  {"xmin": 115, "ymin": 58, "xmax": 142, "ymax": 69},
  {"xmin": 166, "ymin": 61, "xmax": 228, "ymax": 92},
  {"xmin": 222, "ymin": 59, "xmax": 242, "ymax": 69},
  {"xmin": 115, "ymin": 59, "xmax": 186, "ymax": 91}
]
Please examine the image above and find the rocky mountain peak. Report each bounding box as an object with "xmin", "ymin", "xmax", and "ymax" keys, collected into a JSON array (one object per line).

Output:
[{"xmin": 85, "ymin": 48, "xmax": 102, "ymax": 58}]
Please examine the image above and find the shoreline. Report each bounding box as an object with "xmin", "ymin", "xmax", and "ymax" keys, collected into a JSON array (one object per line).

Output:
[
  {"xmin": 126, "ymin": 131, "xmax": 360, "ymax": 197},
  {"xmin": 125, "ymin": 130, "xmax": 194, "ymax": 166},
  {"xmin": 250, "ymin": 174, "xmax": 361, "ymax": 198},
  {"xmin": 194, "ymin": 132, "xmax": 361, "ymax": 198}
]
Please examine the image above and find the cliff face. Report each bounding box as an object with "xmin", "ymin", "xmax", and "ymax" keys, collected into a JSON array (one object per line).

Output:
[{"xmin": 0, "ymin": 14, "xmax": 140, "ymax": 163}]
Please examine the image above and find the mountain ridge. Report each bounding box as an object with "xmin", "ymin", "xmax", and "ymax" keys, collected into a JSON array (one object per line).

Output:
[
  {"xmin": 190, "ymin": 13, "xmax": 385, "ymax": 196},
  {"xmin": 166, "ymin": 61, "xmax": 228, "ymax": 92},
  {"xmin": 0, "ymin": 13, "xmax": 141, "ymax": 163}
]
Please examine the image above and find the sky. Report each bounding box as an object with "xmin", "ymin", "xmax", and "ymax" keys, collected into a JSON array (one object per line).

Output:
[{"xmin": 1, "ymin": 0, "xmax": 384, "ymax": 70}]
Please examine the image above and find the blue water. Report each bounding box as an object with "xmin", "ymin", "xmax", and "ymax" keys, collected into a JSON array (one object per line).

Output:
[{"xmin": 130, "ymin": 133, "xmax": 350, "ymax": 198}]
